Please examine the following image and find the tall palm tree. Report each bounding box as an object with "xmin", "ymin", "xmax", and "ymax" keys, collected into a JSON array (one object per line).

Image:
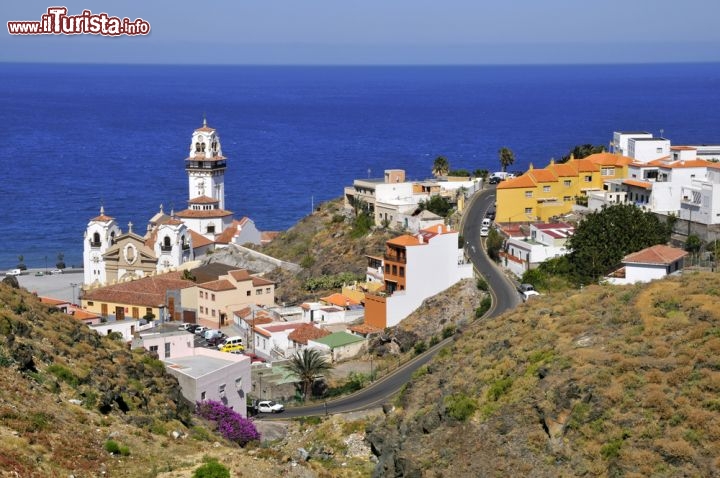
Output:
[
  {"xmin": 498, "ymin": 147, "xmax": 515, "ymax": 172},
  {"xmin": 288, "ymin": 348, "xmax": 332, "ymax": 400},
  {"xmin": 432, "ymin": 156, "xmax": 450, "ymax": 177}
]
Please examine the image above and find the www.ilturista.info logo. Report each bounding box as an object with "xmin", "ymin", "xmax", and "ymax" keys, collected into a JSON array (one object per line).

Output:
[{"xmin": 7, "ymin": 7, "xmax": 150, "ymax": 36}]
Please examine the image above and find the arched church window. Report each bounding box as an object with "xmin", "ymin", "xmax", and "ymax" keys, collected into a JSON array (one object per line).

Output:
[
  {"xmin": 92, "ymin": 232, "xmax": 101, "ymax": 247},
  {"xmin": 201, "ymin": 142, "xmax": 206, "ymax": 152},
  {"xmin": 162, "ymin": 236, "xmax": 171, "ymax": 251},
  {"xmin": 196, "ymin": 142, "xmax": 202, "ymax": 152}
]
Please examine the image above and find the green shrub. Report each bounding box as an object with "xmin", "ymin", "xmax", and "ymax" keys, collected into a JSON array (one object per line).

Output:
[
  {"xmin": 442, "ymin": 325, "xmax": 456, "ymax": 339},
  {"xmin": 600, "ymin": 438, "xmax": 623, "ymax": 459},
  {"xmin": 429, "ymin": 335, "xmax": 440, "ymax": 347},
  {"xmin": 104, "ymin": 440, "xmax": 120, "ymax": 454},
  {"xmin": 47, "ymin": 364, "xmax": 79, "ymax": 387},
  {"xmin": 475, "ymin": 296, "xmax": 492, "ymax": 318},
  {"xmin": 476, "ymin": 278, "xmax": 489, "ymax": 291},
  {"xmin": 487, "ymin": 377, "xmax": 513, "ymax": 401},
  {"xmin": 193, "ymin": 458, "xmax": 230, "ymax": 478},
  {"xmin": 444, "ymin": 393, "xmax": 478, "ymax": 422},
  {"xmin": 413, "ymin": 341, "xmax": 427, "ymax": 355}
]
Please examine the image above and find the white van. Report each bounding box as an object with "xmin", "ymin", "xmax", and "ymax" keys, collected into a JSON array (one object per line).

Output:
[
  {"xmin": 482, "ymin": 218, "xmax": 492, "ymax": 227},
  {"xmin": 203, "ymin": 329, "xmax": 222, "ymax": 340},
  {"xmin": 217, "ymin": 336, "xmax": 243, "ymax": 350}
]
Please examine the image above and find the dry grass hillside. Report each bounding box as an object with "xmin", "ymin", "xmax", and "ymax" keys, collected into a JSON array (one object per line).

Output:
[
  {"xmin": 368, "ymin": 272, "xmax": 720, "ymax": 477},
  {"xmin": 259, "ymin": 198, "xmax": 394, "ymax": 305}
]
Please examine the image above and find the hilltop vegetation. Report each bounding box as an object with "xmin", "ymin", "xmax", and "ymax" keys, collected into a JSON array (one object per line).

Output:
[
  {"xmin": 368, "ymin": 272, "xmax": 720, "ymax": 477},
  {"xmin": 259, "ymin": 199, "xmax": 394, "ymax": 304}
]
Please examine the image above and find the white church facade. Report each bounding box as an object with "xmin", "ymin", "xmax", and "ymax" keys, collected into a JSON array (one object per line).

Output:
[{"xmin": 83, "ymin": 120, "xmax": 262, "ymax": 287}]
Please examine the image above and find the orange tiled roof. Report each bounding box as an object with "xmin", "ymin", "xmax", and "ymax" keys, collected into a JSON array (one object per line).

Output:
[
  {"xmin": 419, "ymin": 224, "xmax": 453, "ymax": 235},
  {"xmin": 199, "ymin": 279, "xmax": 235, "ymax": 292},
  {"xmin": 574, "ymin": 159, "xmax": 600, "ymax": 173},
  {"xmin": 175, "ymin": 208, "xmax": 233, "ymax": 219},
  {"xmin": 529, "ymin": 169, "xmax": 557, "ymax": 183},
  {"xmin": 195, "ymin": 125, "xmax": 215, "ymax": 133},
  {"xmin": 40, "ymin": 297, "xmax": 69, "ymax": 306},
  {"xmin": 585, "ymin": 152, "xmax": 633, "ymax": 166},
  {"xmin": 320, "ymin": 293, "xmax": 359, "ymax": 308},
  {"xmin": 188, "ymin": 230, "xmax": 213, "ymax": 248},
  {"xmin": 388, "ymin": 235, "xmax": 421, "ymax": 246},
  {"xmin": 548, "ymin": 163, "xmax": 577, "ymax": 177},
  {"xmin": 261, "ymin": 231, "xmax": 280, "ymax": 244},
  {"xmin": 82, "ymin": 271, "xmax": 194, "ymax": 307},
  {"xmin": 623, "ymin": 179, "xmax": 652, "ymax": 189},
  {"xmin": 623, "ymin": 245, "xmax": 688, "ymax": 265},
  {"xmin": 215, "ymin": 218, "xmax": 252, "ymax": 245},
  {"xmin": 70, "ymin": 309, "xmax": 100, "ymax": 321},
  {"xmin": 497, "ymin": 174, "xmax": 536, "ymax": 189},
  {"xmin": 670, "ymin": 146, "xmax": 697, "ymax": 151},
  {"xmin": 661, "ymin": 159, "xmax": 711, "ymax": 169},
  {"xmin": 144, "ymin": 228, "xmax": 158, "ymax": 248},
  {"xmin": 288, "ymin": 323, "xmax": 331, "ymax": 345}
]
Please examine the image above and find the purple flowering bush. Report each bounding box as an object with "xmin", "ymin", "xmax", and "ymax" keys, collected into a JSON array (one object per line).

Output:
[{"xmin": 195, "ymin": 400, "xmax": 260, "ymax": 446}]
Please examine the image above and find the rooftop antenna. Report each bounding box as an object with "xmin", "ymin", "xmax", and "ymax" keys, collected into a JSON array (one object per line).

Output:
[
  {"xmin": 660, "ymin": 128, "xmax": 664, "ymax": 138},
  {"xmin": 203, "ymin": 112, "xmax": 207, "ymax": 127},
  {"xmin": 368, "ymin": 168, "xmax": 371, "ymax": 178}
]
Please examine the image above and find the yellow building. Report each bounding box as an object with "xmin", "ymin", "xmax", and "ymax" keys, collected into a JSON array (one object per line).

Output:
[{"xmin": 496, "ymin": 153, "xmax": 632, "ymax": 223}]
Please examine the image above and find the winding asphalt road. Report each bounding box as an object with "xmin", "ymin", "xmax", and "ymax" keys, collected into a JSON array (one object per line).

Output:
[{"xmin": 277, "ymin": 187, "xmax": 520, "ymax": 418}]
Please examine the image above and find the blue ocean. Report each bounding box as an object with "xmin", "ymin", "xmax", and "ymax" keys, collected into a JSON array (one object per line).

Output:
[{"xmin": 1, "ymin": 63, "xmax": 720, "ymax": 269}]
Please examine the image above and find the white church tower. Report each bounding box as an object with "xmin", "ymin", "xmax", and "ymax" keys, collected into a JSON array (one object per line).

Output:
[
  {"xmin": 186, "ymin": 117, "xmax": 226, "ymax": 209},
  {"xmin": 83, "ymin": 206, "xmax": 121, "ymax": 286}
]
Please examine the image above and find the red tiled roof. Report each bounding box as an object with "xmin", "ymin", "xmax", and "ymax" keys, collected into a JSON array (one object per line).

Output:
[
  {"xmin": 90, "ymin": 214, "xmax": 114, "ymax": 222},
  {"xmin": 287, "ymin": 323, "xmax": 331, "ymax": 345},
  {"xmin": 251, "ymin": 277, "xmax": 275, "ymax": 287},
  {"xmin": 670, "ymin": 146, "xmax": 697, "ymax": 151},
  {"xmin": 229, "ymin": 270, "xmax": 251, "ymax": 281},
  {"xmin": 175, "ymin": 208, "xmax": 233, "ymax": 219},
  {"xmin": 188, "ymin": 195, "xmax": 218, "ymax": 205},
  {"xmin": 189, "ymin": 230, "xmax": 213, "ymax": 248},
  {"xmin": 261, "ymin": 231, "xmax": 280, "ymax": 244},
  {"xmin": 661, "ymin": 159, "xmax": 711, "ymax": 169},
  {"xmin": 585, "ymin": 152, "xmax": 633, "ymax": 166},
  {"xmin": 199, "ymin": 279, "xmax": 235, "ymax": 292},
  {"xmin": 82, "ymin": 271, "xmax": 194, "ymax": 307},
  {"xmin": 263, "ymin": 323, "xmax": 302, "ymax": 333},
  {"xmin": 623, "ymin": 245, "xmax": 688, "ymax": 265},
  {"xmin": 215, "ymin": 218, "xmax": 252, "ymax": 245},
  {"xmin": 623, "ymin": 179, "xmax": 652, "ymax": 189},
  {"xmin": 195, "ymin": 126, "xmax": 215, "ymax": 133},
  {"xmin": 70, "ymin": 309, "xmax": 100, "ymax": 321},
  {"xmin": 40, "ymin": 297, "xmax": 69, "ymax": 306}
]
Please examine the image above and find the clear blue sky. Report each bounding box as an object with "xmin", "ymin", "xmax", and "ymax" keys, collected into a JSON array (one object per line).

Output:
[{"xmin": 3, "ymin": 0, "xmax": 719, "ymax": 64}]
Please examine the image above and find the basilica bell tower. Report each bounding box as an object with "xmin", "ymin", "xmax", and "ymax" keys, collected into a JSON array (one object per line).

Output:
[{"xmin": 185, "ymin": 117, "xmax": 227, "ymax": 210}]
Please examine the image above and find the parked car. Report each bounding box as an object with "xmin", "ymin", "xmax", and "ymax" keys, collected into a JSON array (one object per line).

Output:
[
  {"xmin": 257, "ymin": 400, "xmax": 284, "ymax": 414},
  {"xmin": 486, "ymin": 210, "xmax": 496, "ymax": 220},
  {"xmin": 203, "ymin": 329, "xmax": 222, "ymax": 340},
  {"xmin": 488, "ymin": 176, "xmax": 501, "ymax": 185},
  {"xmin": 34, "ymin": 271, "xmax": 44, "ymax": 277},
  {"xmin": 518, "ymin": 283, "xmax": 540, "ymax": 301},
  {"xmin": 194, "ymin": 326, "xmax": 208, "ymax": 336},
  {"xmin": 5, "ymin": 269, "xmax": 22, "ymax": 276},
  {"xmin": 178, "ymin": 323, "xmax": 192, "ymax": 331},
  {"xmin": 217, "ymin": 336, "xmax": 243, "ymax": 350},
  {"xmin": 480, "ymin": 226, "xmax": 490, "ymax": 237},
  {"xmin": 50, "ymin": 269, "xmax": 63, "ymax": 275},
  {"xmin": 482, "ymin": 217, "xmax": 492, "ymax": 227},
  {"xmin": 219, "ymin": 343, "xmax": 244, "ymax": 353},
  {"xmin": 206, "ymin": 334, "xmax": 227, "ymax": 347}
]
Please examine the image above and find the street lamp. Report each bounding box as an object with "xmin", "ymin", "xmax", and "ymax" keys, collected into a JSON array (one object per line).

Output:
[{"xmin": 70, "ymin": 283, "xmax": 78, "ymax": 305}]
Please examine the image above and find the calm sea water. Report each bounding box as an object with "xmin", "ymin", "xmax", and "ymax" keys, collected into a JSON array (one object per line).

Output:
[{"xmin": 1, "ymin": 63, "xmax": 720, "ymax": 269}]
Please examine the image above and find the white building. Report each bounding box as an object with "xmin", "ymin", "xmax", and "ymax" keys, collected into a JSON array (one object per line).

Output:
[
  {"xmin": 83, "ymin": 120, "xmax": 263, "ymax": 287},
  {"xmin": 606, "ymin": 244, "xmax": 687, "ymax": 285},
  {"xmin": 364, "ymin": 225, "xmax": 474, "ymax": 329},
  {"xmin": 679, "ymin": 163, "xmax": 720, "ymax": 225},
  {"xmin": 503, "ymin": 223, "xmax": 574, "ymax": 277},
  {"xmin": 610, "ymin": 131, "xmax": 653, "ymax": 157}
]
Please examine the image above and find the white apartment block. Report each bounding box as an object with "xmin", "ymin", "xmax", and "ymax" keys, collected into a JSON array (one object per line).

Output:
[{"xmin": 503, "ymin": 223, "xmax": 574, "ymax": 278}]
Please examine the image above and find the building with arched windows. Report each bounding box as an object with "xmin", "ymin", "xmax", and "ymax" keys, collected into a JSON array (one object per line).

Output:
[{"xmin": 83, "ymin": 119, "xmax": 263, "ymax": 287}]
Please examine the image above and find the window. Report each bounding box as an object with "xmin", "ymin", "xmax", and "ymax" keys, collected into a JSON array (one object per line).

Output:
[
  {"xmin": 200, "ymin": 306, "xmax": 204, "ymax": 313},
  {"xmin": 246, "ymin": 290, "xmax": 251, "ymax": 296},
  {"xmin": 146, "ymin": 308, "xmax": 152, "ymax": 316},
  {"xmin": 164, "ymin": 342, "xmax": 171, "ymax": 358},
  {"xmin": 584, "ymin": 175, "xmax": 592, "ymax": 182},
  {"xmin": 87, "ymin": 301, "xmax": 94, "ymax": 306},
  {"xmin": 563, "ymin": 196, "xmax": 571, "ymax": 202},
  {"xmin": 212, "ymin": 309, "xmax": 216, "ymax": 317},
  {"xmin": 201, "ymin": 391, "xmax": 206, "ymax": 401},
  {"xmin": 392, "ymin": 265, "xmax": 397, "ymax": 275},
  {"xmin": 563, "ymin": 180, "xmax": 571, "ymax": 187},
  {"xmin": 399, "ymin": 266, "xmax": 405, "ymax": 277},
  {"xmin": 206, "ymin": 225, "xmax": 215, "ymax": 234},
  {"xmin": 524, "ymin": 207, "xmax": 532, "ymax": 214},
  {"xmin": 525, "ymin": 191, "xmax": 533, "ymax": 198},
  {"xmin": 656, "ymin": 147, "xmax": 662, "ymax": 153},
  {"xmin": 543, "ymin": 185, "xmax": 550, "ymax": 192},
  {"xmin": 211, "ymin": 293, "xmax": 215, "ymax": 301},
  {"xmin": 601, "ymin": 167, "xmax": 614, "ymax": 176},
  {"xmin": 256, "ymin": 289, "xmax": 262, "ymax": 295},
  {"xmin": 199, "ymin": 291, "xmax": 202, "ymax": 298},
  {"xmin": 385, "ymin": 264, "xmax": 390, "ymax": 274},
  {"xmin": 218, "ymin": 384, "xmax": 226, "ymax": 397},
  {"xmin": 149, "ymin": 345, "xmax": 158, "ymax": 353},
  {"xmin": 266, "ymin": 287, "xmax": 271, "ymax": 294}
]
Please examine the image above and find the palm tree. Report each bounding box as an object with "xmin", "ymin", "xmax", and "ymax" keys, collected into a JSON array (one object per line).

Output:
[
  {"xmin": 288, "ymin": 348, "xmax": 332, "ymax": 400},
  {"xmin": 432, "ymin": 156, "xmax": 450, "ymax": 177},
  {"xmin": 498, "ymin": 147, "xmax": 515, "ymax": 172}
]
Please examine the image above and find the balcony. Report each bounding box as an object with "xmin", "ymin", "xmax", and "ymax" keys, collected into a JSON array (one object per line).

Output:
[
  {"xmin": 160, "ymin": 245, "xmax": 173, "ymax": 252},
  {"xmin": 384, "ymin": 254, "xmax": 406, "ymax": 264},
  {"xmin": 89, "ymin": 240, "xmax": 101, "ymax": 248}
]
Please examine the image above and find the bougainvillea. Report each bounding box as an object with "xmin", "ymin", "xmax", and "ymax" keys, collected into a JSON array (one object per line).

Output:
[{"xmin": 195, "ymin": 400, "xmax": 260, "ymax": 446}]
